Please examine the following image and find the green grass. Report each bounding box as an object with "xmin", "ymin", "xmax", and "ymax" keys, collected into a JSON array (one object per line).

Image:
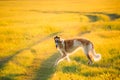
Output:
[{"xmin": 0, "ymin": 0, "xmax": 120, "ymax": 80}]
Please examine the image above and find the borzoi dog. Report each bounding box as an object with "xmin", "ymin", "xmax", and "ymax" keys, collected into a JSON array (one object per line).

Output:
[{"xmin": 54, "ymin": 36, "xmax": 101, "ymax": 66}]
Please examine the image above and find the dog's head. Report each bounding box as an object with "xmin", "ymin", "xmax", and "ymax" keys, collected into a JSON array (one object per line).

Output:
[{"xmin": 54, "ymin": 36, "xmax": 61, "ymax": 48}]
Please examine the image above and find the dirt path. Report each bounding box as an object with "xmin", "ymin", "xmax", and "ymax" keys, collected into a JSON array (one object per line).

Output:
[
  {"xmin": 0, "ymin": 32, "xmax": 60, "ymax": 69},
  {"xmin": 21, "ymin": 33, "xmax": 61, "ymax": 80},
  {"xmin": 23, "ymin": 10, "xmax": 120, "ymax": 21},
  {"xmin": 24, "ymin": 52, "xmax": 59, "ymax": 80}
]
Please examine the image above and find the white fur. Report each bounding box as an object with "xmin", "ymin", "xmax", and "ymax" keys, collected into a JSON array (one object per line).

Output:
[
  {"xmin": 93, "ymin": 53, "xmax": 101, "ymax": 62},
  {"xmin": 61, "ymin": 39, "xmax": 65, "ymax": 47},
  {"xmin": 73, "ymin": 40, "xmax": 82, "ymax": 47}
]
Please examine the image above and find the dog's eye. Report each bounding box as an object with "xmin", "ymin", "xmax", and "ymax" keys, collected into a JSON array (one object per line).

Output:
[{"xmin": 55, "ymin": 39, "xmax": 59, "ymax": 43}]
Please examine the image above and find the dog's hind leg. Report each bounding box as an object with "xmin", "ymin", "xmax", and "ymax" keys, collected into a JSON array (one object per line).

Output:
[
  {"xmin": 87, "ymin": 53, "xmax": 93, "ymax": 65},
  {"xmin": 83, "ymin": 45, "xmax": 93, "ymax": 65}
]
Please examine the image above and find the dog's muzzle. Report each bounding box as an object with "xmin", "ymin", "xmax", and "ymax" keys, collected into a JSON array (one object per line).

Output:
[
  {"xmin": 55, "ymin": 43, "xmax": 58, "ymax": 48},
  {"xmin": 55, "ymin": 39, "xmax": 61, "ymax": 48}
]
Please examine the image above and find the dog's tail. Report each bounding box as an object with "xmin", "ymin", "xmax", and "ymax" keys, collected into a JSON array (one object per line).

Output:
[
  {"xmin": 92, "ymin": 50, "xmax": 101, "ymax": 62},
  {"xmin": 93, "ymin": 53, "xmax": 101, "ymax": 62}
]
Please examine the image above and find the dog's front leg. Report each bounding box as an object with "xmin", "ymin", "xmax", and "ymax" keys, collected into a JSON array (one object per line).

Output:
[
  {"xmin": 66, "ymin": 55, "xmax": 71, "ymax": 62},
  {"xmin": 54, "ymin": 51, "xmax": 67, "ymax": 66}
]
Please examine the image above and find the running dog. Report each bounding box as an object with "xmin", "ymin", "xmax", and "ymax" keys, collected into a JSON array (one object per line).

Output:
[{"xmin": 54, "ymin": 36, "xmax": 101, "ymax": 66}]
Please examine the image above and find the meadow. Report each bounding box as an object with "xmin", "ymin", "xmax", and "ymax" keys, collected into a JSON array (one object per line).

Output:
[{"xmin": 0, "ymin": 0, "xmax": 120, "ymax": 80}]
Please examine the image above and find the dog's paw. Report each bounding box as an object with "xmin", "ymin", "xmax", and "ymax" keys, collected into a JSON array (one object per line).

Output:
[{"xmin": 87, "ymin": 61, "xmax": 93, "ymax": 65}]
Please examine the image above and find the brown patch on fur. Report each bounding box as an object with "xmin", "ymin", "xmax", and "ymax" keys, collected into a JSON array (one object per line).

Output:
[
  {"xmin": 58, "ymin": 43, "xmax": 64, "ymax": 48},
  {"xmin": 77, "ymin": 39, "xmax": 94, "ymax": 48},
  {"xmin": 64, "ymin": 40, "xmax": 74, "ymax": 51},
  {"xmin": 78, "ymin": 39, "xmax": 90, "ymax": 45}
]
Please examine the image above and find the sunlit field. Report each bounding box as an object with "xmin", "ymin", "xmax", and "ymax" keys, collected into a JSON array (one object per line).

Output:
[{"xmin": 0, "ymin": 0, "xmax": 120, "ymax": 80}]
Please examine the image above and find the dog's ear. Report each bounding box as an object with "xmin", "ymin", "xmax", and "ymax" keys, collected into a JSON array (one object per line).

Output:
[
  {"xmin": 54, "ymin": 36, "xmax": 57, "ymax": 40},
  {"xmin": 54, "ymin": 36, "xmax": 60, "ymax": 40},
  {"xmin": 54, "ymin": 36, "xmax": 56, "ymax": 40}
]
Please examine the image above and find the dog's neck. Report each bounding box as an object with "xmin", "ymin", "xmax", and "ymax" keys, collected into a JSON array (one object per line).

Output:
[{"xmin": 61, "ymin": 39, "xmax": 64, "ymax": 45}]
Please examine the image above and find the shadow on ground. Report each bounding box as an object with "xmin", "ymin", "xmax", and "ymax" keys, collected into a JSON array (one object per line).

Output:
[{"xmin": 33, "ymin": 52, "xmax": 60, "ymax": 80}]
